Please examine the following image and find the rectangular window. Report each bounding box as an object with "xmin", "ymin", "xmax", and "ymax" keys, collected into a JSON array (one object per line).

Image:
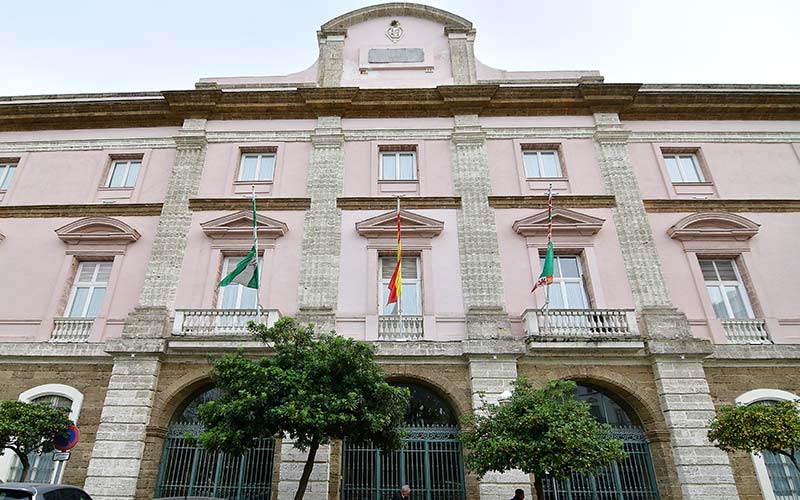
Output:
[
  {"xmin": 218, "ymin": 256, "xmax": 262, "ymax": 309},
  {"xmin": 105, "ymin": 160, "xmax": 141, "ymax": 188},
  {"xmin": 523, "ymin": 151, "xmax": 561, "ymax": 178},
  {"xmin": 65, "ymin": 262, "xmax": 112, "ymax": 318},
  {"xmin": 239, "ymin": 153, "xmax": 276, "ymax": 182},
  {"xmin": 663, "ymin": 153, "xmax": 705, "ymax": 183},
  {"xmin": 540, "ymin": 255, "xmax": 589, "ymax": 309},
  {"xmin": 380, "ymin": 256, "xmax": 421, "ymax": 315},
  {"xmin": 380, "ymin": 151, "xmax": 417, "ymax": 181},
  {"xmin": 0, "ymin": 162, "xmax": 17, "ymax": 190},
  {"xmin": 699, "ymin": 259, "xmax": 754, "ymax": 319}
]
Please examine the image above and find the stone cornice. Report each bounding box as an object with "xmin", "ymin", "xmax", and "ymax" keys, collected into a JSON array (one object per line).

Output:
[
  {"xmin": 643, "ymin": 199, "xmax": 800, "ymax": 213},
  {"xmin": 4, "ymin": 83, "xmax": 800, "ymax": 131},
  {"xmin": 188, "ymin": 197, "xmax": 311, "ymax": 211},
  {"xmin": 488, "ymin": 195, "xmax": 616, "ymax": 209},
  {"xmin": 0, "ymin": 203, "xmax": 163, "ymax": 218},
  {"xmin": 337, "ymin": 196, "xmax": 461, "ymax": 210}
]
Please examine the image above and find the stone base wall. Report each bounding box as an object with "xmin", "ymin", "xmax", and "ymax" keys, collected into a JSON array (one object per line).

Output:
[{"xmin": 0, "ymin": 361, "xmax": 112, "ymax": 486}]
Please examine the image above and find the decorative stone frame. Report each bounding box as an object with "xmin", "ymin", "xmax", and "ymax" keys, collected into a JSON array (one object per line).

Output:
[
  {"xmin": 38, "ymin": 217, "xmax": 140, "ymax": 342},
  {"xmin": 356, "ymin": 209, "xmax": 444, "ymax": 340},
  {"xmin": 735, "ymin": 389, "xmax": 800, "ymax": 500},
  {"xmin": 371, "ymin": 142, "xmax": 423, "ymax": 196},
  {"xmin": 200, "ymin": 210, "xmax": 288, "ymax": 308},
  {"xmin": 513, "ymin": 208, "xmax": 605, "ymax": 309},
  {"xmin": 225, "ymin": 145, "xmax": 284, "ymax": 197},
  {"xmin": 513, "ymin": 140, "xmax": 571, "ymax": 195},
  {"xmin": 95, "ymin": 152, "xmax": 150, "ymax": 203},
  {"xmin": 668, "ymin": 212, "xmax": 768, "ymax": 343},
  {"xmin": 653, "ymin": 145, "xmax": 717, "ymax": 199}
]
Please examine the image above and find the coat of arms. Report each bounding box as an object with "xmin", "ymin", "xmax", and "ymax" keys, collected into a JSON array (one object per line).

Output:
[{"xmin": 386, "ymin": 20, "xmax": 404, "ymax": 43}]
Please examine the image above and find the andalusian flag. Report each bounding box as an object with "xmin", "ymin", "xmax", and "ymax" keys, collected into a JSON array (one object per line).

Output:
[
  {"xmin": 387, "ymin": 210, "xmax": 402, "ymax": 305},
  {"xmin": 220, "ymin": 195, "xmax": 259, "ymax": 290},
  {"xmin": 531, "ymin": 186, "xmax": 554, "ymax": 293}
]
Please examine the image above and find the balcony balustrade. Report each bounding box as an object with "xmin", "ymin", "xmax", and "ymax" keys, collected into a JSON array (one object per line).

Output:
[
  {"xmin": 172, "ymin": 309, "xmax": 281, "ymax": 337},
  {"xmin": 51, "ymin": 317, "xmax": 94, "ymax": 342},
  {"xmin": 378, "ymin": 315, "xmax": 423, "ymax": 341},
  {"xmin": 721, "ymin": 318, "xmax": 771, "ymax": 344},
  {"xmin": 523, "ymin": 308, "xmax": 639, "ymax": 339}
]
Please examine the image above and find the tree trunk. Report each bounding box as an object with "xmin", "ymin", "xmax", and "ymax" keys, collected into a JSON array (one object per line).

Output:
[
  {"xmin": 14, "ymin": 449, "xmax": 30, "ymax": 482},
  {"xmin": 534, "ymin": 475, "xmax": 545, "ymax": 500},
  {"xmin": 783, "ymin": 449, "xmax": 800, "ymax": 475},
  {"xmin": 293, "ymin": 440, "xmax": 320, "ymax": 500}
]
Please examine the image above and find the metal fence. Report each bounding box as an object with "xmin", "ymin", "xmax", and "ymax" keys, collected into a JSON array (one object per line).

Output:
[
  {"xmin": 542, "ymin": 426, "xmax": 660, "ymax": 500},
  {"xmin": 154, "ymin": 423, "xmax": 276, "ymax": 500},
  {"xmin": 341, "ymin": 425, "xmax": 466, "ymax": 500}
]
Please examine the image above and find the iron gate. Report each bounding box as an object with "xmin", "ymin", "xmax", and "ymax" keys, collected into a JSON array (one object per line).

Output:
[
  {"xmin": 542, "ymin": 426, "xmax": 660, "ymax": 500},
  {"xmin": 341, "ymin": 425, "xmax": 466, "ymax": 500},
  {"xmin": 154, "ymin": 422, "xmax": 276, "ymax": 500}
]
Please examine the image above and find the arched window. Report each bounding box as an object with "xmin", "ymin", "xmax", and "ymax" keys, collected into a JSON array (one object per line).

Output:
[
  {"xmin": 736, "ymin": 389, "xmax": 800, "ymax": 500},
  {"xmin": 154, "ymin": 388, "xmax": 277, "ymax": 500},
  {"xmin": 341, "ymin": 382, "xmax": 466, "ymax": 500},
  {"xmin": 542, "ymin": 383, "xmax": 661, "ymax": 500}
]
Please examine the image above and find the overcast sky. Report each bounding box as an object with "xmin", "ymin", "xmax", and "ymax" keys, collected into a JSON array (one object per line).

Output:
[{"xmin": 2, "ymin": 0, "xmax": 798, "ymax": 96}]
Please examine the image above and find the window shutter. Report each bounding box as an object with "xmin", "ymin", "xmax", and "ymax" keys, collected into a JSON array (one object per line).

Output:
[
  {"xmin": 714, "ymin": 260, "xmax": 738, "ymax": 281},
  {"xmin": 699, "ymin": 260, "xmax": 717, "ymax": 281},
  {"xmin": 381, "ymin": 257, "xmax": 418, "ymax": 279}
]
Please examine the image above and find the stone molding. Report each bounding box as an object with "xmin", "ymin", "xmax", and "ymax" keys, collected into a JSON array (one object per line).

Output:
[
  {"xmin": 55, "ymin": 216, "xmax": 141, "ymax": 244},
  {"xmin": 189, "ymin": 197, "xmax": 311, "ymax": 211},
  {"xmin": 644, "ymin": 199, "xmax": 800, "ymax": 213},
  {"xmin": 0, "ymin": 203, "xmax": 163, "ymax": 218},
  {"xmin": 320, "ymin": 3, "xmax": 473, "ymax": 33},
  {"xmin": 205, "ymin": 130, "xmax": 312, "ymax": 143},
  {"xmin": 512, "ymin": 207, "xmax": 605, "ymax": 237},
  {"xmin": 0, "ymin": 137, "xmax": 175, "ymax": 153},
  {"xmin": 355, "ymin": 209, "xmax": 444, "ymax": 239},
  {"xmin": 628, "ymin": 130, "xmax": 800, "ymax": 143},
  {"xmin": 200, "ymin": 210, "xmax": 289, "ymax": 240},
  {"xmin": 667, "ymin": 212, "xmax": 760, "ymax": 241},
  {"xmin": 343, "ymin": 128, "xmax": 452, "ymax": 141},
  {"xmin": 337, "ymin": 196, "xmax": 460, "ymax": 210},
  {"xmin": 484, "ymin": 127, "xmax": 596, "ymax": 139},
  {"xmin": 488, "ymin": 195, "xmax": 616, "ymax": 209}
]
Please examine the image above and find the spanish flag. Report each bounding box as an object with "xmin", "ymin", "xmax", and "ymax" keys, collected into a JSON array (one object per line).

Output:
[{"xmin": 387, "ymin": 210, "xmax": 402, "ymax": 305}]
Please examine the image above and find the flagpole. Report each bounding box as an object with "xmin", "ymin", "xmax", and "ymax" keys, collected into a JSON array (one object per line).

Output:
[
  {"xmin": 397, "ymin": 196, "xmax": 403, "ymax": 339},
  {"xmin": 251, "ymin": 185, "xmax": 263, "ymax": 325},
  {"xmin": 543, "ymin": 184, "xmax": 553, "ymax": 337}
]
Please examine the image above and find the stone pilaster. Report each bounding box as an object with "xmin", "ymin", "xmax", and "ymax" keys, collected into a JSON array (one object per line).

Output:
[
  {"xmin": 468, "ymin": 357, "xmax": 531, "ymax": 500},
  {"xmin": 592, "ymin": 113, "xmax": 739, "ymax": 499},
  {"xmin": 317, "ymin": 30, "xmax": 345, "ymax": 87},
  {"xmin": 296, "ymin": 116, "xmax": 345, "ymax": 332},
  {"xmin": 451, "ymin": 115, "xmax": 510, "ymax": 339},
  {"xmin": 276, "ymin": 437, "xmax": 331, "ymax": 500},
  {"xmin": 447, "ymin": 28, "xmax": 477, "ymax": 85},
  {"xmin": 84, "ymin": 120, "xmax": 208, "ymax": 500}
]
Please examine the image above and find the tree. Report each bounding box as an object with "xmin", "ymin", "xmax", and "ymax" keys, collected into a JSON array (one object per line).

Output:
[
  {"xmin": 460, "ymin": 379, "xmax": 626, "ymax": 500},
  {"xmin": 708, "ymin": 400, "xmax": 800, "ymax": 473},
  {"xmin": 0, "ymin": 400, "xmax": 72, "ymax": 481},
  {"xmin": 196, "ymin": 317, "xmax": 410, "ymax": 500}
]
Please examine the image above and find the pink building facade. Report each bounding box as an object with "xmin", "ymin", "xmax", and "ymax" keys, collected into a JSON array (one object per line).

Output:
[{"xmin": 1, "ymin": 4, "xmax": 799, "ymax": 500}]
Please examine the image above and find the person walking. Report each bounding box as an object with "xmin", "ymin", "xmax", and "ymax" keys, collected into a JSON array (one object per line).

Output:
[
  {"xmin": 510, "ymin": 488, "xmax": 525, "ymax": 500},
  {"xmin": 391, "ymin": 484, "xmax": 411, "ymax": 499}
]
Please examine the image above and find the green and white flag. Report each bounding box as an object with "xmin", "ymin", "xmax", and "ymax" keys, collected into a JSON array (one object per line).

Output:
[{"xmin": 219, "ymin": 245, "xmax": 259, "ymax": 289}]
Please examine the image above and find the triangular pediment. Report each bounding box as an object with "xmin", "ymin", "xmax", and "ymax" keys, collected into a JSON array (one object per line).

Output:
[
  {"xmin": 55, "ymin": 217, "xmax": 140, "ymax": 244},
  {"xmin": 668, "ymin": 212, "xmax": 759, "ymax": 241},
  {"xmin": 201, "ymin": 211, "xmax": 288, "ymax": 240},
  {"xmin": 356, "ymin": 210, "xmax": 444, "ymax": 239},
  {"xmin": 513, "ymin": 208, "xmax": 604, "ymax": 237}
]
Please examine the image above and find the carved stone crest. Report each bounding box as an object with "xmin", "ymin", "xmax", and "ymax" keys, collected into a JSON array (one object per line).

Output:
[{"xmin": 385, "ymin": 20, "xmax": 403, "ymax": 43}]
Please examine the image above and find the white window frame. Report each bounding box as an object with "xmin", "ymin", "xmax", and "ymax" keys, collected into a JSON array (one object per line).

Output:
[
  {"xmin": 380, "ymin": 256, "xmax": 422, "ymax": 315},
  {"xmin": 379, "ymin": 151, "xmax": 417, "ymax": 181},
  {"xmin": 0, "ymin": 162, "xmax": 17, "ymax": 190},
  {"xmin": 522, "ymin": 150, "xmax": 562, "ymax": 179},
  {"xmin": 663, "ymin": 153, "xmax": 705, "ymax": 183},
  {"xmin": 238, "ymin": 153, "xmax": 276, "ymax": 182},
  {"xmin": 544, "ymin": 255, "xmax": 589, "ymax": 309},
  {"xmin": 217, "ymin": 256, "xmax": 263, "ymax": 309},
  {"xmin": 736, "ymin": 389, "xmax": 800, "ymax": 500},
  {"xmin": 700, "ymin": 258, "xmax": 755, "ymax": 319},
  {"xmin": 105, "ymin": 159, "xmax": 141, "ymax": 188},
  {"xmin": 65, "ymin": 262, "xmax": 112, "ymax": 318}
]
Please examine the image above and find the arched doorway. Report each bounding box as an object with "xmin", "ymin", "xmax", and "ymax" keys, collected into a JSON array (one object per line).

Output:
[
  {"xmin": 542, "ymin": 383, "xmax": 661, "ymax": 499},
  {"xmin": 340, "ymin": 382, "xmax": 466, "ymax": 500},
  {"xmin": 154, "ymin": 388, "xmax": 277, "ymax": 500}
]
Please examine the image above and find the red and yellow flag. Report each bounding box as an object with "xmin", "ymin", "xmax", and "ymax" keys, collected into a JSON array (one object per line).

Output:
[{"xmin": 387, "ymin": 211, "xmax": 402, "ymax": 304}]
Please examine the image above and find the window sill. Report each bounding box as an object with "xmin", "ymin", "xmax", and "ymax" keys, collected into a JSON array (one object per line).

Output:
[
  {"xmin": 525, "ymin": 177, "xmax": 569, "ymax": 194},
  {"xmin": 234, "ymin": 180, "xmax": 274, "ymax": 185},
  {"xmin": 378, "ymin": 180, "xmax": 419, "ymax": 195},
  {"xmin": 96, "ymin": 187, "xmax": 134, "ymax": 201},
  {"xmin": 671, "ymin": 182, "xmax": 717, "ymax": 198},
  {"xmin": 234, "ymin": 181, "xmax": 273, "ymax": 196}
]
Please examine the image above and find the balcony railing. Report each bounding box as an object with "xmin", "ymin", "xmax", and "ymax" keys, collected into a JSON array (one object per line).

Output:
[
  {"xmin": 721, "ymin": 318, "xmax": 771, "ymax": 344},
  {"xmin": 51, "ymin": 317, "xmax": 94, "ymax": 342},
  {"xmin": 523, "ymin": 309, "xmax": 639, "ymax": 339},
  {"xmin": 172, "ymin": 309, "xmax": 281, "ymax": 337},
  {"xmin": 378, "ymin": 315, "xmax": 423, "ymax": 341}
]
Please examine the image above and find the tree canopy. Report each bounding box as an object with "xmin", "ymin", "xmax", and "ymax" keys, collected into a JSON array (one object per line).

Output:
[
  {"xmin": 0, "ymin": 400, "xmax": 73, "ymax": 481},
  {"xmin": 460, "ymin": 379, "xmax": 626, "ymax": 500},
  {"xmin": 196, "ymin": 317, "xmax": 410, "ymax": 500},
  {"xmin": 708, "ymin": 400, "xmax": 800, "ymax": 472}
]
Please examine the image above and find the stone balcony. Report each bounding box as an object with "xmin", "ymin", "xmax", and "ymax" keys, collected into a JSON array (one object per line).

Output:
[
  {"xmin": 50, "ymin": 317, "xmax": 94, "ymax": 342},
  {"xmin": 378, "ymin": 315, "xmax": 423, "ymax": 341},
  {"xmin": 523, "ymin": 308, "xmax": 639, "ymax": 340},
  {"xmin": 721, "ymin": 318, "xmax": 772, "ymax": 344},
  {"xmin": 172, "ymin": 309, "xmax": 281, "ymax": 337}
]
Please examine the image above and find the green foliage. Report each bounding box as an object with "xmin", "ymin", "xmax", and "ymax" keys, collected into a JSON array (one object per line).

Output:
[
  {"xmin": 460, "ymin": 379, "xmax": 626, "ymax": 482},
  {"xmin": 708, "ymin": 400, "xmax": 800, "ymax": 471},
  {"xmin": 0, "ymin": 400, "xmax": 73, "ymax": 480},
  {"xmin": 196, "ymin": 317, "xmax": 410, "ymax": 454}
]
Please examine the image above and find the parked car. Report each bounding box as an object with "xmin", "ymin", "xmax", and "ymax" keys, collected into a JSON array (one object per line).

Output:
[
  {"xmin": 154, "ymin": 498, "xmax": 224, "ymax": 500},
  {"xmin": 0, "ymin": 484, "xmax": 93, "ymax": 500}
]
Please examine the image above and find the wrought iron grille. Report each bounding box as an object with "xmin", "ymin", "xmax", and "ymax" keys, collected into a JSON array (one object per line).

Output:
[
  {"xmin": 764, "ymin": 450, "xmax": 800, "ymax": 499},
  {"xmin": 341, "ymin": 425, "xmax": 466, "ymax": 500},
  {"xmin": 542, "ymin": 426, "xmax": 660, "ymax": 500},
  {"xmin": 154, "ymin": 422, "xmax": 276, "ymax": 500}
]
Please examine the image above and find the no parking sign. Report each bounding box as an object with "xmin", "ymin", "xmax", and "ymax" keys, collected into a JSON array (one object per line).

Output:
[{"xmin": 54, "ymin": 424, "xmax": 80, "ymax": 452}]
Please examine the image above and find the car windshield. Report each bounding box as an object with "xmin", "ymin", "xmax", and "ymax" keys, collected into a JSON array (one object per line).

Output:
[{"xmin": 0, "ymin": 490, "xmax": 32, "ymax": 499}]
